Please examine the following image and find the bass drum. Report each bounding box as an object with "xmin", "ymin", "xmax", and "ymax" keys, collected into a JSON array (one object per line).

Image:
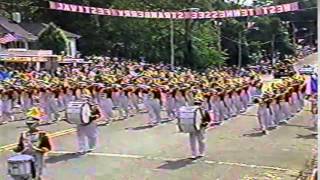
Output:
[
  {"xmin": 66, "ymin": 101, "xmax": 91, "ymax": 125},
  {"xmin": 177, "ymin": 106, "xmax": 202, "ymax": 133}
]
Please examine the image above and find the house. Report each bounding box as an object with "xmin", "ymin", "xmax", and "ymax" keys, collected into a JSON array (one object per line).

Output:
[
  {"xmin": 20, "ymin": 22, "xmax": 81, "ymax": 58},
  {"xmin": 0, "ymin": 16, "xmax": 37, "ymax": 49},
  {"xmin": 0, "ymin": 16, "xmax": 81, "ymax": 58}
]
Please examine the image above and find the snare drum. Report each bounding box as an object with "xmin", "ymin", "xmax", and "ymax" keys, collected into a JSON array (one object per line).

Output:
[
  {"xmin": 66, "ymin": 101, "xmax": 91, "ymax": 125},
  {"xmin": 8, "ymin": 154, "xmax": 34, "ymax": 177}
]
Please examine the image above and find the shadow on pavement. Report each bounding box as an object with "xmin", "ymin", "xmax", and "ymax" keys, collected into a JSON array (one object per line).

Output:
[
  {"xmin": 157, "ymin": 158, "xmax": 195, "ymax": 170},
  {"xmin": 45, "ymin": 153, "xmax": 83, "ymax": 164},
  {"xmin": 242, "ymin": 131, "xmax": 265, "ymax": 137},
  {"xmin": 126, "ymin": 125, "xmax": 154, "ymax": 131},
  {"xmin": 16, "ymin": 123, "xmax": 54, "ymax": 129},
  {"xmin": 305, "ymin": 127, "xmax": 317, "ymax": 131},
  {"xmin": 283, "ymin": 124, "xmax": 311, "ymax": 128},
  {"xmin": 296, "ymin": 134, "xmax": 317, "ymax": 139},
  {"xmin": 239, "ymin": 114, "xmax": 257, "ymax": 117},
  {"xmin": 161, "ymin": 119, "xmax": 173, "ymax": 124}
]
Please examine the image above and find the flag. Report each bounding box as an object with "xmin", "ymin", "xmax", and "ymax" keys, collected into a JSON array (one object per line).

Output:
[
  {"xmin": 0, "ymin": 33, "xmax": 19, "ymax": 44},
  {"xmin": 306, "ymin": 75, "xmax": 318, "ymax": 95},
  {"xmin": 311, "ymin": 75, "xmax": 318, "ymax": 94}
]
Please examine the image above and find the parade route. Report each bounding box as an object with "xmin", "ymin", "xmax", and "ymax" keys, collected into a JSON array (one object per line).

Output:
[{"xmin": 0, "ymin": 54, "xmax": 317, "ymax": 179}]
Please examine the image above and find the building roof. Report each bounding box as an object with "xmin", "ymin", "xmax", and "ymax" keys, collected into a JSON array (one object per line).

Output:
[
  {"xmin": 20, "ymin": 22, "xmax": 81, "ymax": 39},
  {"xmin": 0, "ymin": 16, "xmax": 38, "ymax": 41}
]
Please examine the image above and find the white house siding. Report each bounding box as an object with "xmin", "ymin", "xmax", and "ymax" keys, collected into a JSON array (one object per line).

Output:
[{"xmin": 68, "ymin": 38, "xmax": 77, "ymax": 58}]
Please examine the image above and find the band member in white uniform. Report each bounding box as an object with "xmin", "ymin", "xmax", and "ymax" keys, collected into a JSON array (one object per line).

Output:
[
  {"xmin": 128, "ymin": 87, "xmax": 140, "ymax": 115},
  {"xmin": 1, "ymin": 89, "xmax": 15, "ymax": 123},
  {"xmin": 76, "ymin": 96, "xmax": 101, "ymax": 154},
  {"xmin": 13, "ymin": 119, "xmax": 52, "ymax": 180},
  {"xmin": 165, "ymin": 89, "xmax": 176, "ymax": 120},
  {"xmin": 98, "ymin": 87, "xmax": 114, "ymax": 124},
  {"xmin": 118, "ymin": 87, "xmax": 130, "ymax": 119},
  {"xmin": 20, "ymin": 89, "xmax": 33, "ymax": 114},
  {"xmin": 189, "ymin": 101, "xmax": 211, "ymax": 159},
  {"xmin": 148, "ymin": 88, "xmax": 162, "ymax": 125},
  {"xmin": 256, "ymin": 98, "xmax": 271, "ymax": 134}
]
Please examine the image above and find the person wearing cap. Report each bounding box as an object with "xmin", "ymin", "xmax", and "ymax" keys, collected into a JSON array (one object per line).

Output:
[
  {"xmin": 148, "ymin": 87, "xmax": 162, "ymax": 125},
  {"xmin": 76, "ymin": 95, "xmax": 101, "ymax": 154},
  {"xmin": 13, "ymin": 119, "xmax": 52, "ymax": 180},
  {"xmin": 128, "ymin": 86, "xmax": 141, "ymax": 115},
  {"xmin": 189, "ymin": 100, "xmax": 211, "ymax": 159},
  {"xmin": 1, "ymin": 88, "xmax": 15, "ymax": 124},
  {"xmin": 162, "ymin": 87, "xmax": 176, "ymax": 120},
  {"xmin": 98, "ymin": 87, "xmax": 114, "ymax": 125},
  {"xmin": 309, "ymin": 93, "xmax": 317, "ymax": 134},
  {"xmin": 141, "ymin": 86, "xmax": 156, "ymax": 125},
  {"xmin": 173, "ymin": 88, "xmax": 187, "ymax": 117},
  {"xmin": 209, "ymin": 91, "xmax": 221, "ymax": 125},
  {"xmin": 256, "ymin": 98, "xmax": 270, "ymax": 135},
  {"xmin": 118, "ymin": 86, "xmax": 130, "ymax": 120},
  {"xmin": 20, "ymin": 89, "xmax": 33, "ymax": 115}
]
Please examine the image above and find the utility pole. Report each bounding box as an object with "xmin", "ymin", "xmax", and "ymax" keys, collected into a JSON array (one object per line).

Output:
[
  {"xmin": 170, "ymin": 19, "xmax": 175, "ymax": 69},
  {"xmin": 271, "ymin": 34, "xmax": 276, "ymax": 65},
  {"xmin": 291, "ymin": 22, "xmax": 297, "ymax": 55},
  {"xmin": 238, "ymin": 31, "xmax": 242, "ymax": 68},
  {"xmin": 217, "ymin": 24, "xmax": 222, "ymax": 69},
  {"xmin": 184, "ymin": 8, "xmax": 200, "ymax": 67}
]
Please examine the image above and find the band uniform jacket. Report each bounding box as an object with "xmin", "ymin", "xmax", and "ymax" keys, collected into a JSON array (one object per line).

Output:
[
  {"xmin": 14, "ymin": 130, "xmax": 52, "ymax": 154},
  {"xmin": 87, "ymin": 105, "xmax": 101, "ymax": 125}
]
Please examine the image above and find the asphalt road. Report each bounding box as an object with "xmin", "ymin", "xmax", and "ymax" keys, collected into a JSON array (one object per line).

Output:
[{"xmin": 0, "ymin": 53, "xmax": 317, "ymax": 180}]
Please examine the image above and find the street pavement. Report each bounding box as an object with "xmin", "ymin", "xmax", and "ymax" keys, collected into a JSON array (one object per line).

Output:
[{"xmin": 0, "ymin": 53, "xmax": 317, "ymax": 180}]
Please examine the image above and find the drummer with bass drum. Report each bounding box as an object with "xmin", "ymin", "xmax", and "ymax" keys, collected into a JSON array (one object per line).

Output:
[
  {"xmin": 10, "ymin": 119, "xmax": 52, "ymax": 180},
  {"xmin": 177, "ymin": 100, "xmax": 211, "ymax": 159},
  {"xmin": 66, "ymin": 95, "xmax": 101, "ymax": 154}
]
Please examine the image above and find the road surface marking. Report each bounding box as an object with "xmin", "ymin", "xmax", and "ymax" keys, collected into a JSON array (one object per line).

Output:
[
  {"xmin": 49, "ymin": 150, "xmax": 300, "ymax": 175},
  {"xmin": 0, "ymin": 128, "xmax": 76, "ymax": 153}
]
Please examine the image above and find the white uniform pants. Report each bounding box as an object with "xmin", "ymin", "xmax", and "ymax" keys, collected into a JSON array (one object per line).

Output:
[
  {"xmin": 189, "ymin": 129, "xmax": 206, "ymax": 157},
  {"xmin": 76, "ymin": 123, "xmax": 98, "ymax": 152}
]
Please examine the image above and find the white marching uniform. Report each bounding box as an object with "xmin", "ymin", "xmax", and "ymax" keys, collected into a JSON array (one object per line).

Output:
[
  {"xmin": 164, "ymin": 92, "xmax": 176, "ymax": 119},
  {"xmin": 257, "ymin": 104, "xmax": 269, "ymax": 131},
  {"xmin": 2, "ymin": 94, "xmax": 14, "ymax": 122},
  {"xmin": 279, "ymin": 100, "xmax": 292, "ymax": 120},
  {"xmin": 76, "ymin": 104, "xmax": 100, "ymax": 153},
  {"xmin": 39, "ymin": 92, "xmax": 58, "ymax": 123},
  {"xmin": 290, "ymin": 92, "xmax": 300, "ymax": 113},
  {"xmin": 174, "ymin": 95, "xmax": 187, "ymax": 117},
  {"xmin": 118, "ymin": 91, "xmax": 129, "ymax": 119},
  {"xmin": 270, "ymin": 101, "xmax": 281, "ymax": 125},
  {"xmin": 20, "ymin": 93, "xmax": 32, "ymax": 113},
  {"xmin": 63, "ymin": 90, "xmax": 75, "ymax": 109},
  {"xmin": 128, "ymin": 92, "xmax": 140, "ymax": 113},
  {"xmin": 148, "ymin": 97, "xmax": 162, "ymax": 124},
  {"xmin": 189, "ymin": 129, "xmax": 206, "ymax": 157},
  {"xmin": 231, "ymin": 93, "xmax": 240, "ymax": 115},
  {"xmin": 98, "ymin": 93, "xmax": 114, "ymax": 121},
  {"xmin": 143, "ymin": 92, "xmax": 153, "ymax": 123},
  {"xmin": 76, "ymin": 122, "xmax": 98, "ymax": 152}
]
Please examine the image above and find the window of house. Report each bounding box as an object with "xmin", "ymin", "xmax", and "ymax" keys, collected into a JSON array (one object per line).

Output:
[{"xmin": 5, "ymin": 41, "xmax": 26, "ymax": 49}]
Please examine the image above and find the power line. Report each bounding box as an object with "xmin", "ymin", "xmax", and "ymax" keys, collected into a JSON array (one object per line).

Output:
[{"xmin": 221, "ymin": 32, "xmax": 316, "ymax": 46}]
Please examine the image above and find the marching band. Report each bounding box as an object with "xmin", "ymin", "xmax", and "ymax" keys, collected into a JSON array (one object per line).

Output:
[{"xmin": 1, "ymin": 57, "xmax": 315, "ymax": 179}]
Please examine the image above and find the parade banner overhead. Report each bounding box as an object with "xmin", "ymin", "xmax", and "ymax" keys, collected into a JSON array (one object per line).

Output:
[{"xmin": 49, "ymin": 1, "xmax": 300, "ymax": 19}]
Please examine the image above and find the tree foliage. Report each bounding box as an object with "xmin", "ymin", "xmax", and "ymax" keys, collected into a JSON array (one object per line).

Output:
[
  {"xmin": 0, "ymin": 0, "xmax": 317, "ymax": 68},
  {"xmin": 39, "ymin": 24, "xmax": 68, "ymax": 55}
]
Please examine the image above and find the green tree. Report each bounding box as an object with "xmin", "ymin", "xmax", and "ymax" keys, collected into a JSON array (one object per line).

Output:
[
  {"xmin": 0, "ymin": 0, "xmax": 315, "ymax": 68},
  {"xmin": 39, "ymin": 24, "xmax": 68, "ymax": 55}
]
